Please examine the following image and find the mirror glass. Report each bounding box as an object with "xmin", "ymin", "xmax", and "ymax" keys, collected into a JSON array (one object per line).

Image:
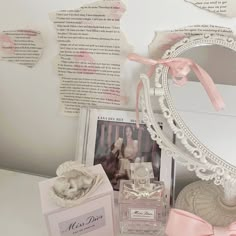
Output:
[{"xmin": 168, "ymin": 45, "xmax": 236, "ymax": 166}]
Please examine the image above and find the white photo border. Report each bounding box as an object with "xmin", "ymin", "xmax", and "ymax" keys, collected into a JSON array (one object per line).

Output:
[{"xmin": 75, "ymin": 107, "xmax": 175, "ymax": 207}]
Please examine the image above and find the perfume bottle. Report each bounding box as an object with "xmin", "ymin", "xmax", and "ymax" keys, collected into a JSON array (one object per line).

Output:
[{"xmin": 118, "ymin": 163, "xmax": 166, "ymax": 235}]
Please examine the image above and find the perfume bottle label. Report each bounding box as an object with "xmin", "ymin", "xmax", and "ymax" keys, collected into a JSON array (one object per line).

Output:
[
  {"xmin": 59, "ymin": 208, "xmax": 105, "ymax": 236},
  {"xmin": 129, "ymin": 208, "xmax": 156, "ymax": 220}
]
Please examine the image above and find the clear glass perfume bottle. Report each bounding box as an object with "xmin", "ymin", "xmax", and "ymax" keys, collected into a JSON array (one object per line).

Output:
[{"xmin": 118, "ymin": 163, "xmax": 166, "ymax": 235}]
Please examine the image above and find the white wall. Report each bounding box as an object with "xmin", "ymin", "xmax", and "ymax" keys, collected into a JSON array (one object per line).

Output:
[{"xmin": 0, "ymin": 0, "xmax": 235, "ymax": 194}]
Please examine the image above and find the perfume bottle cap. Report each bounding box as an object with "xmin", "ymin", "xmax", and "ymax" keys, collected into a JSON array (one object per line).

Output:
[
  {"xmin": 119, "ymin": 163, "xmax": 165, "ymax": 201},
  {"xmin": 130, "ymin": 162, "xmax": 154, "ymax": 180},
  {"xmin": 135, "ymin": 165, "xmax": 149, "ymax": 179}
]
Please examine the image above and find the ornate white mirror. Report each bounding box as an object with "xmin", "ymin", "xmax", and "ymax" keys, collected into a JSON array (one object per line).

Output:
[{"xmin": 139, "ymin": 34, "xmax": 236, "ymax": 225}]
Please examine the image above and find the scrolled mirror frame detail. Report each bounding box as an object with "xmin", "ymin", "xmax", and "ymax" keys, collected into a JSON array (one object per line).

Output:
[{"xmin": 140, "ymin": 34, "xmax": 236, "ymax": 201}]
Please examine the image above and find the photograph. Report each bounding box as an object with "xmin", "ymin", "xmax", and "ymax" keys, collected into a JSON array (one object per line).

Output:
[
  {"xmin": 75, "ymin": 107, "xmax": 175, "ymax": 206},
  {"xmin": 93, "ymin": 120, "xmax": 162, "ymax": 190}
]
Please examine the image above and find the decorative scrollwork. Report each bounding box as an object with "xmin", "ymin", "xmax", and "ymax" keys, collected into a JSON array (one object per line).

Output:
[{"xmin": 140, "ymin": 34, "xmax": 236, "ymax": 199}]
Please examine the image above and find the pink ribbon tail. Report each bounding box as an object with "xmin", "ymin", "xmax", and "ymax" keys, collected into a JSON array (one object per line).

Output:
[
  {"xmin": 128, "ymin": 53, "xmax": 158, "ymax": 128},
  {"xmin": 191, "ymin": 63, "xmax": 225, "ymax": 111}
]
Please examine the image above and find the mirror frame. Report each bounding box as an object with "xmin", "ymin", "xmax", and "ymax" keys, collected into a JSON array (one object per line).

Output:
[{"xmin": 140, "ymin": 34, "xmax": 236, "ymax": 196}]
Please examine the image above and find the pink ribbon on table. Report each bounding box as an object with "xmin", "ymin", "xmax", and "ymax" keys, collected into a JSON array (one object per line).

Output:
[
  {"xmin": 128, "ymin": 53, "xmax": 225, "ymax": 128},
  {"xmin": 165, "ymin": 209, "xmax": 236, "ymax": 236}
]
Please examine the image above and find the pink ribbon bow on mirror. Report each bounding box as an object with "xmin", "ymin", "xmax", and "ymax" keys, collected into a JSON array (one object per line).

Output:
[
  {"xmin": 166, "ymin": 209, "xmax": 236, "ymax": 236},
  {"xmin": 128, "ymin": 53, "xmax": 225, "ymax": 128}
]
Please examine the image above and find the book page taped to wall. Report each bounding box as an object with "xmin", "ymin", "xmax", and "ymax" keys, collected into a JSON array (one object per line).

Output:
[
  {"xmin": 0, "ymin": 30, "xmax": 44, "ymax": 68},
  {"xmin": 50, "ymin": 0, "xmax": 133, "ymax": 116},
  {"xmin": 185, "ymin": 0, "xmax": 236, "ymax": 18},
  {"xmin": 149, "ymin": 25, "xmax": 233, "ymax": 60}
]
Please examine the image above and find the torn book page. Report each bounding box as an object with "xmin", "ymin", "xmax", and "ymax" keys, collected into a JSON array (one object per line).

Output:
[
  {"xmin": 50, "ymin": 0, "xmax": 132, "ymax": 116},
  {"xmin": 185, "ymin": 0, "xmax": 236, "ymax": 18},
  {"xmin": 0, "ymin": 30, "xmax": 43, "ymax": 68},
  {"xmin": 149, "ymin": 25, "xmax": 233, "ymax": 60}
]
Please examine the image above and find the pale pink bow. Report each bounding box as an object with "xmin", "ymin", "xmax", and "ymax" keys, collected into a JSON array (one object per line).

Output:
[
  {"xmin": 166, "ymin": 209, "xmax": 236, "ymax": 236},
  {"xmin": 128, "ymin": 53, "xmax": 225, "ymax": 128}
]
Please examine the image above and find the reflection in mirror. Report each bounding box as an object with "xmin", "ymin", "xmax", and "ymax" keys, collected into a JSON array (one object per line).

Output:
[{"xmin": 168, "ymin": 45, "xmax": 236, "ymax": 166}]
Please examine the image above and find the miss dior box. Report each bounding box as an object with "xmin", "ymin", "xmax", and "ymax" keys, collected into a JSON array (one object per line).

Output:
[{"xmin": 39, "ymin": 164, "xmax": 116, "ymax": 236}]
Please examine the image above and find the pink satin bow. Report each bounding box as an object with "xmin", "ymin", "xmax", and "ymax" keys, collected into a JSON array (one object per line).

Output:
[
  {"xmin": 128, "ymin": 53, "xmax": 225, "ymax": 128},
  {"xmin": 166, "ymin": 209, "xmax": 236, "ymax": 236}
]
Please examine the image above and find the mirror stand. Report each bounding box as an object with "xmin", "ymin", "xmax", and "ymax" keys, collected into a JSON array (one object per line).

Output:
[
  {"xmin": 222, "ymin": 180, "xmax": 236, "ymax": 206},
  {"xmin": 175, "ymin": 180, "xmax": 236, "ymax": 227}
]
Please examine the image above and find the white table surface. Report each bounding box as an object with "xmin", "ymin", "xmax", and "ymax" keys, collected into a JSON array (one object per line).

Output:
[
  {"xmin": 0, "ymin": 169, "xmax": 148, "ymax": 236},
  {"xmin": 0, "ymin": 169, "xmax": 48, "ymax": 236}
]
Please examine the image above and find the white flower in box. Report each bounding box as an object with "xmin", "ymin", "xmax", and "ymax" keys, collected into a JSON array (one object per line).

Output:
[{"xmin": 39, "ymin": 162, "xmax": 116, "ymax": 236}]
